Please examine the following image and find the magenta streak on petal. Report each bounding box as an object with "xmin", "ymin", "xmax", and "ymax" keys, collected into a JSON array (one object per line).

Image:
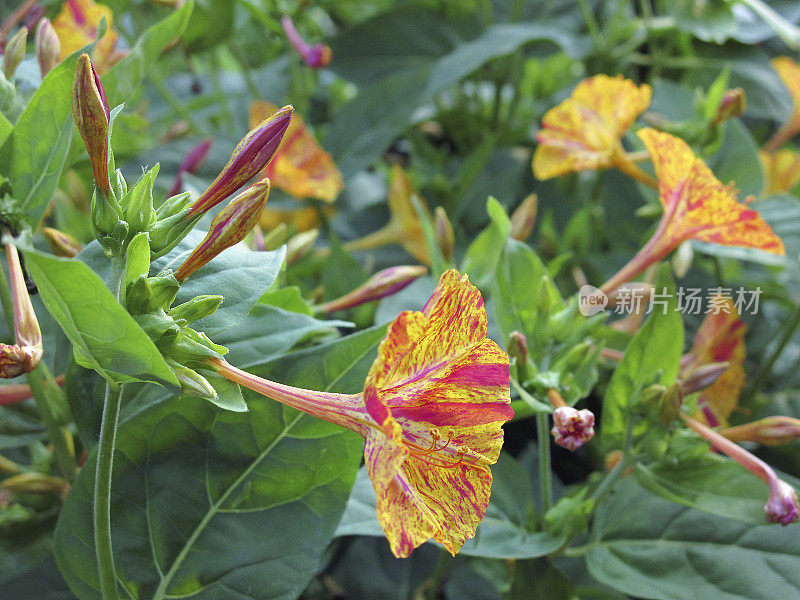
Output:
[
  {"xmin": 67, "ymin": 0, "xmax": 86, "ymax": 25},
  {"xmin": 364, "ymin": 385, "xmax": 392, "ymax": 428},
  {"xmin": 440, "ymin": 362, "xmax": 509, "ymax": 388},
  {"xmin": 392, "ymin": 401, "xmax": 514, "ymax": 426}
]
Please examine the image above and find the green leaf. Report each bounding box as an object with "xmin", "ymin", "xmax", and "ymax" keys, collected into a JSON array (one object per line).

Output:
[
  {"xmin": 587, "ymin": 477, "xmax": 800, "ymax": 600},
  {"xmin": 601, "ymin": 268, "xmax": 683, "ymax": 449},
  {"xmin": 0, "ymin": 112, "xmax": 11, "ymax": 148},
  {"xmin": 336, "ymin": 452, "xmax": 566, "ymax": 559},
  {"xmin": 462, "ymin": 197, "xmax": 512, "ymax": 288},
  {"xmin": 121, "ymin": 232, "xmax": 150, "ymax": 304},
  {"xmin": 24, "ymin": 250, "xmax": 178, "ymax": 389},
  {"xmin": 54, "ymin": 325, "xmax": 386, "ymax": 600},
  {"xmin": 667, "ymin": 0, "xmax": 737, "ymax": 43}
]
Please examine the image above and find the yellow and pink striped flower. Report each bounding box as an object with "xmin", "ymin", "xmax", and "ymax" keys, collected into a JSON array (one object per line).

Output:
[
  {"xmin": 210, "ymin": 270, "xmax": 513, "ymax": 557},
  {"xmin": 52, "ymin": 0, "xmax": 124, "ymax": 74}
]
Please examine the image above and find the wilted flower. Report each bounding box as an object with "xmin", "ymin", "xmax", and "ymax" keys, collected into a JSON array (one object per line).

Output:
[
  {"xmin": 72, "ymin": 53, "xmax": 111, "ymax": 192},
  {"xmin": 680, "ymin": 297, "xmax": 746, "ymax": 426},
  {"xmin": 175, "ymin": 179, "xmax": 271, "ymax": 281},
  {"xmin": 43, "ymin": 227, "xmax": 83, "ymax": 258},
  {"xmin": 759, "ymin": 149, "xmax": 800, "ymax": 195},
  {"xmin": 601, "ymin": 129, "xmax": 784, "ymax": 295},
  {"xmin": 35, "ymin": 18, "xmax": 60, "ymax": 77},
  {"xmin": 210, "ymin": 270, "xmax": 513, "ymax": 557},
  {"xmin": 188, "ymin": 106, "xmax": 291, "ymax": 217},
  {"xmin": 764, "ymin": 57, "xmax": 800, "ymax": 152},
  {"xmin": 52, "ymin": 0, "xmax": 124, "ymax": 73},
  {"xmin": 2, "ymin": 27, "xmax": 27, "ymax": 80},
  {"xmin": 722, "ymin": 416, "xmax": 800, "ymax": 446},
  {"xmin": 533, "ymin": 75, "xmax": 654, "ymax": 185},
  {"xmin": 169, "ymin": 138, "xmax": 213, "ymax": 197},
  {"xmin": 318, "ymin": 265, "xmax": 428, "ymax": 313},
  {"xmin": 682, "ymin": 413, "xmax": 799, "ymax": 526},
  {"xmin": 249, "ymin": 102, "xmax": 343, "ymax": 203},
  {"xmin": 0, "ymin": 243, "xmax": 42, "ymax": 379},
  {"xmin": 551, "ymin": 406, "xmax": 595, "ymax": 451},
  {"xmin": 281, "ymin": 14, "xmax": 332, "ymax": 68}
]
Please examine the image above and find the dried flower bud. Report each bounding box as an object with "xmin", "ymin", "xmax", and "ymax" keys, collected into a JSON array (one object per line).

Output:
[
  {"xmin": 2, "ymin": 27, "xmax": 28, "ymax": 79},
  {"xmin": 35, "ymin": 18, "xmax": 59, "ymax": 77},
  {"xmin": 681, "ymin": 361, "xmax": 729, "ymax": 396},
  {"xmin": 506, "ymin": 331, "xmax": 529, "ymax": 366},
  {"xmin": 318, "ymin": 265, "xmax": 427, "ymax": 313},
  {"xmin": 712, "ymin": 88, "xmax": 746, "ymax": 126},
  {"xmin": 0, "ymin": 243, "xmax": 42, "ymax": 378},
  {"xmin": 43, "ymin": 227, "xmax": 82, "ymax": 258},
  {"xmin": 176, "ymin": 179, "xmax": 271, "ymax": 281},
  {"xmin": 765, "ymin": 478, "xmax": 800, "ymax": 525},
  {"xmin": 510, "ymin": 193, "xmax": 538, "ymax": 241},
  {"xmin": 169, "ymin": 138, "xmax": 213, "ymax": 197},
  {"xmin": 72, "ymin": 53, "xmax": 111, "ymax": 192},
  {"xmin": 286, "ymin": 229, "xmax": 319, "ymax": 264},
  {"xmin": 551, "ymin": 406, "xmax": 595, "ymax": 451},
  {"xmin": 281, "ymin": 15, "xmax": 332, "ymax": 68},
  {"xmin": 434, "ymin": 207, "xmax": 454, "ymax": 262},
  {"xmin": 722, "ymin": 416, "xmax": 800, "ymax": 446},
  {"xmin": 188, "ymin": 107, "xmax": 292, "ymax": 217}
]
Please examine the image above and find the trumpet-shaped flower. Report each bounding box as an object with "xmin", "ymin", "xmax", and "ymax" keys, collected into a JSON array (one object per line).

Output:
[
  {"xmin": 764, "ymin": 57, "xmax": 800, "ymax": 152},
  {"xmin": 249, "ymin": 101, "xmax": 343, "ymax": 203},
  {"xmin": 52, "ymin": 0, "xmax": 123, "ymax": 74},
  {"xmin": 1, "ymin": 244, "xmax": 42, "ymax": 378},
  {"xmin": 533, "ymin": 75, "xmax": 652, "ymax": 182},
  {"xmin": 601, "ymin": 129, "xmax": 784, "ymax": 294},
  {"xmin": 759, "ymin": 149, "xmax": 800, "ymax": 195},
  {"xmin": 210, "ymin": 270, "xmax": 513, "ymax": 557},
  {"xmin": 552, "ymin": 406, "xmax": 595, "ymax": 451}
]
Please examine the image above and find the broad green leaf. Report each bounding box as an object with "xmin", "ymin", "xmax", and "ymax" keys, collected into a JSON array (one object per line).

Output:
[
  {"xmin": 181, "ymin": 0, "xmax": 233, "ymax": 53},
  {"xmin": 462, "ymin": 197, "xmax": 512, "ymax": 288},
  {"xmin": 0, "ymin": 112, "xmax": 11, "ymax": 148},
  {"xmin": 587, "ymin": 478, "xmax": 800, "ymax": 600},
  {"xmin": 101, "ymin": 3, "xmax": 194, "ymax": 106},
  {"xmin": 336, "ymin": 452, "xmax": 566, "ymax": 559},
  {"xmin": 601, "ymin": 268, "xmax": 683, "ymax": 449},
  {"xmin": 24, "ymin": 251, "xmax": 178, "ymax": 389},
  {"xmin": 55, "ymin": 326, "xmax": 386, "ymax": 600}
]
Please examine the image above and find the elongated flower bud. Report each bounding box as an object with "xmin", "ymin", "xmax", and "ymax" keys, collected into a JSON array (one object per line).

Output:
[
  {"xmin": 1, "ymin": 472, "xmax": 68, "ymax": 494},
  {"xmin": 175, "ymin": 179, "xmax": 271, "ymax": 281},
  {"xmin": 2, "ymin": 27, "xmax": 27, "ymax": 79},
  {"xmin": 506, "ymin": 331, "xmax": 529, "ymax": 366},
  {"xmin": 681, "ymin": 361, "xmax": 729, "ymax": 396},
  {"xmin": 434, "ymin": 207, "xmax": 454, "ymax": 262},
  {"xmin": 188, "ymin": 107, "xmax": 292, "ymax": 217},
  {"xmin": 318, "ymin": 266, "xmax": 427, "ymax": 313},
  {"xmin": 285, "ymin": 229, "xmax": 318, "ymax": 264},
  {"xmin": 72, "ymin": 53, "xmax": 111, "ymax": 192},
  {"xmin": 281, "ymin": 15, "xmax": 332, "ymax": 68},
  {"xmin": 510, "ymin": 193, "xmax": 538, "ymax": 241},
  {"xmin": 172, "ymin": 364, "xmax": 217, "ymax": 399},
  {"xmin": 35, "ymin": 18, "xmax": 59, "ymax": 77},
  {"xmin": 43, "ymin": 227, "xmax": 82, "ymax": 258},
  {"xmin": 0, "ymin": 243, "xmax": 42, "ymax": 378},
  {"xmin": 721, "ymin": 416, "xmax": 800, "ymax": 446},
  {"xmin": 712, "ymin": 88, "xmax": 746, "ymax": 126},
  {"xmin": 551, "ymin": 406, "xmax": 595, "ymax": 451}
]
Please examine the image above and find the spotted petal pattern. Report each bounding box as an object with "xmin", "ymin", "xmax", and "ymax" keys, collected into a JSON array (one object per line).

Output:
[
  {"xmin": 684, "ymin": 298, "xmax": 746, "ymax": 426},
  {"xmin": 250, "ymin": 102, "xmax": 343, "ymax": 202},
  {"xmin": 533, "ymin": 75, "xmax": 651, "ymax": 179},
  {"xmin": 639, "ymin": 128, "xmax": 785, "ymax": 255},
  {"xmin": 362, "ymin": 270, "xmax": 513, "ymax": 557},
  {"xmin": 52, "ymin": 0, "xmax": 123, "ymax": 74}
]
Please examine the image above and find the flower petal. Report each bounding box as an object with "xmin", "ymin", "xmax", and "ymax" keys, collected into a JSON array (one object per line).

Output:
[
  {"xmin": 638, "ymin": 128, "xmax": 785, "ymax": 255},
  {"xmin": 772, "ymin": 57, "xmax": 800, "ymax": 118},
  {"xmin": 533, "ymin": 75, "xmax": 651, "ymax": 179},
  {"xmin": 53, "ymin": 0, "xmax": 121, "ymax": 73},
  {"xmin": 760, "ymin": 149, "xmax": 800, "ymax": 195}
]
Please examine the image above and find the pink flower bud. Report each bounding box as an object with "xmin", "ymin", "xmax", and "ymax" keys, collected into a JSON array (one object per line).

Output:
[
  {"xmin": 681, "ymin": 361, "xmax": 730, "ymax": 395},
  {"xmin": 169, "ymin": 138, "xmax": 213, "ymax": 197},
  {"xmin": 72, "ymin": 53, "xmax": 111, "ymax": 192},
  {"xmin": 722, "ymin": 416, "xmax": 800, "ymax": 446},
  {"xmin": 506, "ymin": 331, "xmax": 529, "ymax": 366},
  {"xmin": 765, "ymin": 477, "xmax": 800, "ymax": 525},
  {"xmin": 35, "ymin": 17, "xmax": 59, "ymax": 77},
  {"xmin": 712, "ymin": 88, "xmax": 746, "ymax": 126},
  {"xmin": 0, "ymin": 243, "xmax": 42, "ymax": 379},
  {"xmin": 43, "ymin": 227, "xmax": 82, "ymax": 258},
  {"xmin": 318, "ymin": 265, "xmax": 428, "ymax": 313},
  {"xmin": 281, "ymin": 15, "xmax": 332, "ymax": 68},
  {"xmin": 175, "ymin": 179, "xmax": 271, "ymax": 282},
  {"xmin": 188, "ymin": 106, "xmax": 292, "ymax": 217},
  {"xmin": 551, "ymin": 406, "xmax": 595, "ymax": 451}
]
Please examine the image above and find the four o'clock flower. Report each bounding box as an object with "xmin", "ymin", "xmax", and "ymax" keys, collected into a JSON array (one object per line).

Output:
[
  {"xmin": 533, "ymin": 75, "xmax": 655, "ymax": 186},
  {"xmin": 175, "ymin": 179, "xmax": 271, "ymax": 282},
  {"xmin": 209, "ymin": 270, "xmax": 513, "ymax": 557},
  {"xmin": 53, "ymin": 0, "xmax": 124, "ymax": 74},
  {"xmin": 317, "ymin": 265, "xmax": 428, "ymax": 313},
  {"xmin": 187, "ymin": 106, "xmax": 292, "ymax": 217},
  {"xmin": 0, "ymin": 242, "xmax": 42, "ymax": 379},
  {"xmin": 35, "ymin": 18, "xmax": 60, "ymax": 77},
  {"xmin": 547, "ymin": 389, "xmax": 595, "ymax": 451},
  {"xmin": 281, "ymin": 15, "xmax": 332, "ymax": 68},
  {"xmin": 681, "ymin": 413, "xmax": 799, "ymax": 526},
  {"xmin": 72, "ymin": 53, "xmax": 111, "ymax": 193},
  {"xmin": 759, "ymin": 149, "xmax": 800, "ymax": 195},
  {"xmin": 601, "ymin": 129, "xmax": 785, "ymax": 295}
]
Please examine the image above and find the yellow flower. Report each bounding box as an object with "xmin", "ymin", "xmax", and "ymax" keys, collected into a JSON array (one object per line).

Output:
[
  {"xmin": 52, "ymin": 0, "xmax": 124, "ymax": 74},
  {"xmin": 759, "ymin": 149, "xmax": 800, "ymax": 195},
  {"xmin": 764, "ymin": 57, "xmax": 800, "ymax": 152},
  {"xmin": 533, "ymin": 75, "xmax": 653, "ymax": 184}
]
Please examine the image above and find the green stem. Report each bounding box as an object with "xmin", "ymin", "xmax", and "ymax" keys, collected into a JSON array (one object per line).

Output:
[
  {"xmin": 591, "ymin": 453, "xmax": 629, "ymax": 506},
  {"xmin": 426, "ymin": 549, "xmax": 451, "ymax": 600},
  {"xmin": 536, "ymin": 412, "xmax": 553, "ymax": 512},
  {"xmin": 94, "ymin": 382, "xmax": 123, "ymax": 600},
  {"xmin": 746, "ymin": 301, "xmax": 800, "ymax": 399},
  {"xmin": 577, "ymin": 0, "xmax": 603, "ymax": 50}
]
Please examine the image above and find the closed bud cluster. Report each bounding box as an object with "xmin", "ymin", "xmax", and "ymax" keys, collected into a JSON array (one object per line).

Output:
[
  {"xmin": 318, "ymin": 266, "xmax": 427, "ymax": 313},
  {"xmin": 3, "ymin": 27, "xmax": 27, "ymax": 80},
  {"xmin": 35, "ymin": 18, "xmax": 59, "ymax": 77},
  {"xmin": 176, "ymin": 179, "xmax": 271, "ymax": 281}
]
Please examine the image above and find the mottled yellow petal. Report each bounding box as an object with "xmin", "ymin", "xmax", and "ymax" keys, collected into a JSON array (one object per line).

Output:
[
  {"xmin": 684, "ymin": 298, "xmax": 746, "ymax": 426},
  {"xmin": 52, "ymin": 0, "xmax": 122, "ymax": 74},
  {"xmin": 363, "ymin": 270, "xmax": 513, "ymax": 557},
  {"xmin": 533, "ymin": 75, "xmax": 651, "ymax": 179},
  {"xmin": 760, "ymin": 149, "xmax": 800, "ymax": 195},
  {"xmin": 639, "ymin": 128, "xmax": 785, "ymax": 254},
  {"xmin": 249, "ymin": 101, "xmax": 343, "ymax": 202}
]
